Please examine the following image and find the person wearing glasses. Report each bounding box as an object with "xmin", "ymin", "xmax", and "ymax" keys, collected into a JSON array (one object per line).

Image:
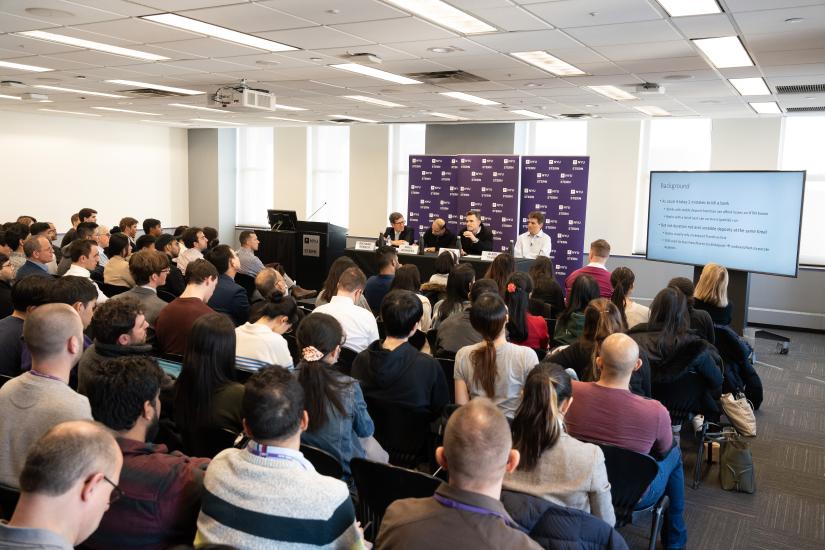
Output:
[
  {"xmin": 382, "ymin": 212, "xmax": 416, "ymax": 246},
  {"xmin": 0, "ymin": 420, "xmax": 123, "ymax": 550},
  {"xmin": 111, "ymin": 250, "xmax": 170, "ymax": 328}
]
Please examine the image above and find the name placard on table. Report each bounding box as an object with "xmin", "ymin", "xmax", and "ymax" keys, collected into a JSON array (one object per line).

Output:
[
  {"xmin": 397, "ymin": 243, "xmax": 419, "ymax": 255},
  {"xmin": 355, "ymin": 241, "xmax": 376, "ymax": 251},
  {"xmin": 481, "ymin": 250, "xmax": 501, "ymax": 262}
]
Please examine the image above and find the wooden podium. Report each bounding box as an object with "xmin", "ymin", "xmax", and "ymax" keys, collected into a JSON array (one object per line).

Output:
[{"xmin": 258, "ymin": 221, "xmax": 347, "ymax": 290}]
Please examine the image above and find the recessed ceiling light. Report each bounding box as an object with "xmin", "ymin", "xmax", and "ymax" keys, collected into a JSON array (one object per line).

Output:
[
  {"xmin": 92, "ymin": 107, "xmax": 162, "ymax": 116},
  {"xmin": 384, "ymin": 0, "xmax": 496, "ymax": 35},
  {"xmin": 274, "ymin": 104, "xmax": 307, "ymax": 111},
  {"xmin": 17, "ymin": 30, "xmax": 169, "ymax": 61},
  {"xmin": 191, "ymin": 118, "xmax": 246, "ymax": 125},
  {"xmin": 39, "ymin": 108, "xmax": 101, "ymax": 116},
  {"xmin": 728, "ymin": 77, "xmax": 770, "ymax": 96},
  {"xmin": 587, "ymin": 85, "xmax": 637, "ymax": 100},
  {"xmin": 0, "ymin": 59, "xmax": 52, "ymax": 72},
  {"xmin": 510, "ymin": 51, "xmax": 586, "ymax": 76},
  {"xmin": 329, "ymin": 114, "xmax": 377, "ymax": 123},
  {"xmin": 141, "ymin": 13, "xmax": 297, "ymax": 52},
  {"xmin": 585, "ymin": 104, "xmax": 598, "ymax": 108},
  {"xmin": 330, "ymin": 63, "xmax": 422, "ymax": 85},
  {"xmin": 524, "ymin": 82, "xmax": 543, "ymax": 88},
  {"xmin": 168, "ymin": 103, "xmax": 226, "ymax": 113},
  {"xmin": 655, "ymin": 0, "xmax": 721, "ymax": 17},
  {"xmin": 692, "ymin": 36, "xmax": 753, "ymax": 68},
  {"xmin": 634, "ymin": 105, "xmax": 671, "ymax": 116},
  {"xmin": 105, "ymin": 80, "xmax": 203, "ymax": 96},
  {"xmin": 33, "ymin": 85, "xmax": 126, "ymax": 98},
  {"xmin": 428, "ymin": 47, "xmax": 455, "ymax": 54},
  {"xmin": 343, "ymin": 95, "xmax": 405, "ymax": 108},
  {"xmin": 0, "ymin": 94, "xmax": 22, "ymax": 101},
  {"xmin": 265, "ymin": 116, "xmax": 307, "ymax": 122},
  {"xmin": 439, "ymin": 91, "xmax": 500, "ymax": 106},
  {"xmin": 429, "ymin": 112, "xmax": 468, "ymax": 120},
  {"xmin": 510, "ymin": 109, "xmax": 552, "ymax": 119},
  {"xmin": 749, "ymin": 101, "xmax": 781, "ymax": 114}
]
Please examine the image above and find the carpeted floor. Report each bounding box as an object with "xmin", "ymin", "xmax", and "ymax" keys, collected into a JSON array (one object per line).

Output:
[{"xmin": 619, "ymin": 329, "xmax": 825, "ymax": 550}]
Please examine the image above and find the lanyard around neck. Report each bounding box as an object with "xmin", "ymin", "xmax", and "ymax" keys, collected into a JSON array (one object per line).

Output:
[
  {"xmin": 433, "ymin": 493, "xmax": 519, "ymax": 529},
  {"xmin": 247, "ymin": 442, "xmax": 309, "ymax": 470}
]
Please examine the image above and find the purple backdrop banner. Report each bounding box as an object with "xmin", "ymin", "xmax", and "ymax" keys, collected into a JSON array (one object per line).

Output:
[
  {"xmin": 520, "ymin": 156, "xmax": 590, "ymax": 286},
  {"xmin": 408, "ymin": 156, "xmax": 457, "ymax": 240}
]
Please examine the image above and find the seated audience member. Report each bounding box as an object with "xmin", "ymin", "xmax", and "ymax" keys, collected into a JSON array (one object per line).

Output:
[
  {"xmin": 460, "ymin": 210, "xmax": 494, "ymax": 255},
  {"xmin": 504, "ymin": 272, "xmax": 549, "ymax": 350},
  {"xmin": 60, "ymin": 208, "xmax": 96, "ymax": 248},
  {"xmin": 454, "ymin": 294, "xmax": 538, "ymax": 420},
  {"xmin": 421, "ymin": 218, "xmax": 457, "ymax": 252},
  {"xmin": 112, "ymin": 250, "xmax": 170, "ymax": 327},
  {"xmin": 553, "ymin": 275, "xmax": 600, "ymax": 346},
  {"xmin": 513, "ymin": 210, "xmax": 553, "ymax": 260},
  {"xmin": 252, "ymin": 265, "xmax": 288, "ymax": 304},
  {"xmin": 203, "ymin": 227, "xmax": 219, "ymax": 253},
  {"xmin": 312, "ymin": 267, "xmax": 379, "ymax": 353},
  {"xmin": 64, "ymin": 238, "xmax": 107, "ymax": 303},
  {"xmin": 143, "ymin": 218, "xmax": 163, "ymax": 238},
  {"xmin": 15, "ymin": 235, "xmax": 54, "ymax": 281},
  {"xmin": 565, "ymin": 239, "xmax": 613, "ymax": 298},
  {"xmin": 195, "ymin": 366, "xmax": 365, "ymax": 548},
  {"xmin": 58, "ymin": 221, "xmax": 98, "ymax": 276},
  {"xmin": 236, "ymin": 294, "xmax": 299, "ymax": 371},
  {"xmin": 156, "ymin": 234, "xmax": 186, "ymax": 298},
  {"xmin": 427, "ymin": 250, "xmax": 455, "ymax": 285},
  {"xmin": 611, "ymin": 266, "xmax": 649, "ymax": 329},
  {"xmin": 315, "ymin": 256, "xmax": 371, "ymax": 311},
  {"xmin": 668, "ymin": 277, "xmax": 715, "ymax": 344},
  {"xmin": 483, "ymin": 252, "xmax": 515, "ymax": 296},
  {"xmin": 155, "ymin": 259, "xmax": 218, "ymax": 354},
  {"xmin": 434, "ymin": 279, "xmax": 498, "ymax": 357},
  {"xmin": 0, "ymin": 253, "xmax": 12, "ymax": 318},
  {"xmin": 352, "ymin": 290, "xmax": 449, "ymax": 418},
  {"xmin": 29, "ymin": 222, "xmax": 59, "ymax": 274},
  {"xmin": 5, "ymin": 222, "xmax": 30, "ymax": 275},
  {"xmin": 693, "ymin": 262, "xmax": 733, "ymax": 326},
  {"xmin": 628, "ymin": 287, "xmax": 723, "ymax": 419},
  {"xmin": 0, "ymin": 276, "xmax": 52, "ymax": 377},
  {"xmin": 565, "ymin": 333, "xmax": 686, "ymax": 550},
  {"xmin": 382, "ymin": 212, "xmax": 415, "ymax": 246},
  {"xmin": 527, "ymin": 256, "xmax": 565, "ymax": 318},
  {"xmin": 77, "ymin": 297, "xmax": 150, "ymax": 394},
  {"xmin": 0, "ymin": 420, "xmax": 122, "ymax": 549},
  {"xmin": 296, "ymin": 313, "xmax": 378, "ymax": 477},
  {"xmin": 363, "ymin": 245, "xmax": 399, "ymax": 313},
  {"xmin": 377, "ymin": 399, "xmax": 540, "ymax": 549},
  {"xmin": 174, "ymin": 313, "xmax": 244, "ymax": 457},
  {"xmin": 83, "ymin": 356, "xmax": 210, "ymax": 550},
  {"xmin": 104, "ymin": 233, "xmax": 135, "ymax": 288},
  {"xmin": 16, "ymin": 215, "xmax": 36, "ymax": 226},
  {"xmin": 176, "ymin": 227, "xmax": 208, "ymax": 273},
  {"xmin": 0, "ymin": 229, "xmax": 11, "ymax": 258},
  {"xmin": 92, "ymin": 224, "xmax": 110, "ymax": 267},
  {"xmin": 389, "ymin": 264, "xmax": 432, "ymax": 331},
  {"xmin": 235, "ymin": 230, "xmax": 315, "ymax": 299},
  {"xmin": 0, "ymin": 304, "xmax": 92, "ymax": 488},
  {"xmin": 505, "ymin": 363, "xmax": 614, "ymax": 524},
  {"xmin": 120, "ymin": 217, "xmax": 139, "ymax": 251},
  {"xmin": 135, "ymin": 234, "xmax": 156, "ymax": 251},
  {"xmin": 205, "ymin": 245, "xmax": 250, "ymax": 326},
  {"xmin": 432, "ymin": 263, "xmax": 475, "ymax": 330}
]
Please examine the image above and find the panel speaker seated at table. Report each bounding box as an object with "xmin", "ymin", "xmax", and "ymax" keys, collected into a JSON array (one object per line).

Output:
[
  {"xmin": 381, "ymin": 212, "xmax": 416, "ymax": 247},
  {"xmin": 513, "ymin": 210, "xmax": 553, "ymax": 260},
  {"xmin": 421, "ymin": 218, "xmax": 457, "ymax": 252},
  {"xmin": 459, "ymin": 210, "xmax": 494, "ymax": 256}
]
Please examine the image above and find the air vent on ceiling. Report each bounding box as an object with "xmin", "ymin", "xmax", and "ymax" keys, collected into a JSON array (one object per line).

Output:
[
  {"xmin": 119, "ymin": 88, "xmax": 192, "ymax": 98},
  {"xmin": 775, "ymin": 84, "xmax": 825, "ymax": 95},
  {"xmin": 557, "ymin": 113, "xmax": 595, "ymax": 119},
  {"xmin": 786, "ymin": 106, "xmax": 825, "ymax": 112},
  {"xmin": 405, "ymin": 70, "xmax": 487, "ymax": 84}
]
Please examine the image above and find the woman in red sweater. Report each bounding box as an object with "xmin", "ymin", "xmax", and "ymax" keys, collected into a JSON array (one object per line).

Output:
[{"xmin": 504, "ymin": 272, "xmax": 549, "ymax": 351}]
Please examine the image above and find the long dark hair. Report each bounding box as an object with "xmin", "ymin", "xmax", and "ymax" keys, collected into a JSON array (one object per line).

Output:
[
  {"xmin": 558, "ymin": 275, "xmax": 600, "ymax": 326},
  {"xmin": 295, "ymin": 313, "xmax": 350, "ymax": 431},
  {"xmin": 610, "ymin": 266, "xmax": 635, "ymax": 329},
  {"xmin": 175, "ymin": 313, "xmax": 237, "ymax": 428},
  {"xmin": 647, "ymin": 287, "xmax": 691, "ymax": 356},
  {"xmin": 469, "ymin": 293, "xmax": 508, "ymax": 397},
  {"xmin": 512, "ymin": 363, "xmax": 572, "ymax": 471},
  {"xmin": 433, "ymin": 251, "xmax": 455, "ymax": 275},
  {"xmin": 504, "ymin": 272, "xmax": 533, "ymax": 343},
  {"xmin": 483, "ymin": 253, "xmax": 515, "ymax": 295},
  {"xmin": 390, "ymin": 264, "xmax": 422, "ymax": 293},
  {"xmin": 438, "ymin": 264, "xmax": 475, "ymax": 322},
  {"xmin": 320, "ymin": 256, "xmax": 357, "ymax": 302},
  {"xmin": 581, "ymin": 298, "xmax": 624, "ymax": 381},
  {"xmin": 668, "ymin": 277, "xmax": 696, "ymax": 310},
  {"xmin": 250, "ymin": 293, "xmax": 301, "ymax": 326},
  {"xmin": 528, "ymin": 256, "xmax": 555, "ymax": 282}
]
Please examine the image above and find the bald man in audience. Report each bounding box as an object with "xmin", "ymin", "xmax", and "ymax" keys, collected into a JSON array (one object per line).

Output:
[
  {"xmin": 0, "ymin": 304, "xmax": 93, "ymax": 489},
  {"xmin": 421, "ymin": 218, "xmax": 457, "ymax": 252},
  {"xmin": 377, "ymin": 399, "xmax": 541, "ymax": 549},
  {"xmin": 564, "ymin": 333, "xmax": 687, "ymax": 550},
  {"xmin": 0, "ymin": 421, "xmax": 123, "ymax": 550}
]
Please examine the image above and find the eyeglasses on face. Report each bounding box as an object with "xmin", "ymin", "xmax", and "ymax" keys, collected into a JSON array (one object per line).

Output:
[{"xmin": 102, "ymin": 475, "xmax": 124, "ymax": 504}]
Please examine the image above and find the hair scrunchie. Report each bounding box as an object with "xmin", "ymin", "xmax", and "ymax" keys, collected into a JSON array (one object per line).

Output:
[
  {"xmin": 302, "ymin": 346, "xmax": 324, "ymax": 362},
  {"xmin": 507, "ymin": 282, "xmax": 517, "ymax": 294}
]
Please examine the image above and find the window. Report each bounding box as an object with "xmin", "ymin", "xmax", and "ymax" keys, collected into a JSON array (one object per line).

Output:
[
  {"xmin": 781, "ymin": 116, "xmax": 825, "ymax": 266},
  {"xmin": 308, "ymin": 125, "xmax": 350, "ymax": 228},
  {"xmin": 515, "ymin": 120, "xmax": 588, "ymax": 156},
  {"xmin": 389, "ymin": 124, "xmax": 426, "ymax": 216},
  {"xmin": 632, "ymin": 119, "xmax": 712, "ymax": 254},
  {"xmin": 236, "ymin": 127, "xmax": 274, "ymax": 227}
]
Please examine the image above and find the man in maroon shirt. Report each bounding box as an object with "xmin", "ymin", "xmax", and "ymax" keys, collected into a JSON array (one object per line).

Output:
[
  {"xmin": 565, "ymin": 239, "xmax": 613, "ymax": 298},
  {"xmin": 154, "ymin": 259, "xmax": 217, "ymax": 354},
  {"xmin": 565, "ymin": 333, "xmax": 686, "ymax": 550}
]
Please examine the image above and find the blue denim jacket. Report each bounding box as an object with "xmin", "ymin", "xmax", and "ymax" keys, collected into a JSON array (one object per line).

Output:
[{"xmin": 298, "ymin": 368, "xmax": 374, "ymax": 477}]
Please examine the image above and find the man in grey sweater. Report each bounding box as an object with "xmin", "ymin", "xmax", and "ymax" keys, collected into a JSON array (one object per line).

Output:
[{"xmin": 0, "ymin": 303, "xmax": 92, "ymax": 489}]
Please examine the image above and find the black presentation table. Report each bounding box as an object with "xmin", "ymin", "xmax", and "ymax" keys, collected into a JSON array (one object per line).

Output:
[{"xmin": 344, "ymin": 248, "xmax": 533, "ymax": 280}]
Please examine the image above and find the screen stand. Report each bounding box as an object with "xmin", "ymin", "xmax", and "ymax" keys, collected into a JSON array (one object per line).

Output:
[{"xmin": 693, "ymin": 267, "xmax": 750, "ymax": 335}]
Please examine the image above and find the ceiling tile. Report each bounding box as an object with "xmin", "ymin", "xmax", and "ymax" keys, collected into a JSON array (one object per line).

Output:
[
  {"xmin": 617, "ymin": 56, "xmax": 710, "ymax": 73},
  {"xmin": 735, "ymin": 5, "xmax": 825, "ymax": 34},
  {"xmin": 130, "ymin": 0, "xmax": 248, "ymax": 10},
  {"xmin": 566, "ymin": 20, "xmax": 681, "ymax": 47},
  {"xmin": 469, "ymin": 29, "xmax": 583, "ymax": 51},
  {"xmin": 311, "ymin": 44, "xmax": 418, "ymax": 62},
  {"xmin": 59, "ymin": 0, "xmax": 161, "ymax": 17},
  {"xmin": 524, "ymin": 0, "xmax": 662, "ymax": 28},
  {"xmin": 330, "ymin": 17, "xmax": 457, "ymax": 43},
  {"xmin": 0, "ymin": 33, "xmax": 79, "ymax": 55},
  {"xmin": 670, "ymin": 14, "xmax": 737, "ymax": 39},
  {"xmin": 594, "ymin": 40, "xmax": 695, "ymax": 61},
  {"xmin": 180, "ymin": 3, "xmax": 316, "ymax": 32},
  {"xmin": 259, "ymin": 0, "xmax": 407, "ymax": 25},
  {"xmin": 0, "ymin": 1, "xmax": 127, "ymax": 25},
  {"xmin": 0, "ymin": 11, "xmax": 59, "ymax": 32},
  {"xmin": 747, "ymin": 30, "xmax": 825, "ymax": 53},
  {"xmin": 257, "ymin": 26, "xmax": 374, "ymax": 49},
  {"xmin": 470, "ymin": 6, "xmax": 552, "ymax": 32},
  {"xmin": 149, "ymin": 37, "xmax": 266, "ymax": 57},
  {"xmin": 725, "ymin": 0, "xmax": 825, "ymax": 13},
  {"xmin": 70, "ymin": 18, "xmax": 203, "ymax": 43}
]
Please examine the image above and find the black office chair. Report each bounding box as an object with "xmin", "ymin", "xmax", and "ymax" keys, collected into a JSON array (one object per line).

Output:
[
  {"xmin": 544, "ymin": 317, "xmax": 556, "ymax": 340},
  {"xmin": 335, "ymin": 347, "xmax": 358, "ymax": 376},
  {"xmin": 365, "ymin": 397, "xmax": 433, "ymax": 469},
  {"xmin": 98, "ymin": 282, "xmax": 129, "ymax": 298},
  {"xmin": 0, "ymin": 485, "xmax": 20, "ymax": 521},
  {"xmin": 425, "ymin": 329, "xmax": 438, "ymax": 352},
  {"xmin": 377, "ymin": 320, "xmax": 386, "ymax": 340},
  {"xmin": 437, "ymin": 357, "xmax": 456, "ymax": 403},
  {"xmin": 300, "ymin": 444, "xmax": 344, "ymax": 480},
  {"xmin": 533, "ymin": 348, "xmax": 548, "ymax": 361},
  {"xmin": 350, "ymin": 458, "xmax": 441, "ymax": 542},
  {"xmin": 234, "ymin": 272, "xmax": 256, "ymax": 301},
  {"xmin": 408, "ymin": 329, "xmax": 426, "ymax": 351},
  {"xmin": 157, "ymin": 288, "xmax": 177, "ymax": 303},
  {"xmin": 597, "ymin": 443, "xmax": 669, "ymax": 550}
]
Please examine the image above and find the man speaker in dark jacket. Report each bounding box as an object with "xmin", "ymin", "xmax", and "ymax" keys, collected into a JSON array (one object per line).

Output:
[{"xmin": 382, "ymin": 212, "xmax": 416, "ymax": 246}]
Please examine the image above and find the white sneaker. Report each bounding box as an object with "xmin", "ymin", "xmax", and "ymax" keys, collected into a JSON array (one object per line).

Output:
[{"xmin": 692, "ymin": 414, "xmax": 705, "ymax": 432}]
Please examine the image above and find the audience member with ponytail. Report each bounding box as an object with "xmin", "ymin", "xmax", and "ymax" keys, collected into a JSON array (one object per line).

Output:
[
  {"xmin": 504, "ymin": 272, "xmax": 549, "ymax": 350},
  {"xmin": 553, "ymin": 275, "xmax": 600, "ymax": 347},
  {"xmin": 454, "ymin": 293, "xmax": 538, "ymax": 419},
  {"xmin": 432, "ymin": 263, "xmax": 475, "ymax": 329},
  {"xmin": 668, "ymin": 277, "xmax": 714, "ymax": 343},
  {"xmin": 610, "ymin": 266, "xmax": 649, "ymax": 329},
  {"xmin": 504, "ymin": 363, "xmax": 615, "ymax": 524},
  {"xmin": 295, "ymin": 313, "xmax": 382, "ymax": 477},
  {"xmin": 235, "ymin": 292, "xmax": 301, "ymax": 370},
  {"xmin": 527, "ymin": 256, "xmax": 565, "ymax": 318}
]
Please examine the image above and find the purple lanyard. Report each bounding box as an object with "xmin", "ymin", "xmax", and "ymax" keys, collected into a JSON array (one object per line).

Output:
[
  {"xmin": 433, "ymin": 493, "xmax": 519, "ymax": 529},
  {"xmin": 247, "ymin": 442, "xmax": 309, "ymax": 470},
  {"xmin": 28, "ymin": 370, "xmax": 64, "ymax": 383}
]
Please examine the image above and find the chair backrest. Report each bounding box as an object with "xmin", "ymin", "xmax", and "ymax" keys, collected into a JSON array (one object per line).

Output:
[
  {"xmin": 408, "ymin": 329, "xmax": 426, "ymax": 351},
  {"xmin": 0, "ymin": 485, "xmax": 20, "ymax": 521},
  {"xmin": 533, "ymin": 348, "xmax": 548, "ymax": 361},
  {"xmin": 98, "ymin": 282, "xmax": 128, "ymax": 298},
  {"xmin": 335, "ymin": 347, "xmax": 358, "ymax": 376},
  {"xmin": 597, "ymin": 443, "xmax": 659, "ymax": 527},
  {"xmin": 234, "ymin": 272, "xmax": 256, "ymax": 300},
  {"xmin": 652, "ymin": 371, "xmax": 709, "ymax": 425},
  {"xmin": 437, "ymin": 358, "xmax": 456, "ymax": 403},
  {"xmin": 544, "ymin": 318, "xmax": 556, "ymax": 339},
  {"xmin": 425, "ymin": 329, "xmax": 438, "ymax": 352},
  {"xmin": 300, "ymin": 444, "xmax": 344, "ymax": 479},
  {"xmin": 376, "ymin": 320, "xmax": 386, "ymax": 340},
  {"xmin": 157, "ymin": 288, "xmax": 177, "ymax": 303},
  {"xmin": 186, "ymin": 426, "xmax": 241, "ymax": 459},
  {"xmin": 365, "ymin": 397, "xmax": 432, "ymax": 467}
]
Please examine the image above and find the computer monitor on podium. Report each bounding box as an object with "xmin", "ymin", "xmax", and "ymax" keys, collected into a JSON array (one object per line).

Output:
[{"xmin": 268, "ymin": 209, "xmax": 297, "ymax": 231}]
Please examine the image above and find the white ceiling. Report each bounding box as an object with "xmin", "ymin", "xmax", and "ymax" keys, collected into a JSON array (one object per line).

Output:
[{"xmin": 0, "ymin": 0, "xmax": 823, "ymax": 127}]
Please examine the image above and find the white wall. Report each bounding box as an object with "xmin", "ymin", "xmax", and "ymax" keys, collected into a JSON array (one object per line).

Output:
[
  {"xmin": 273, "ymin": 126, "xmax": 309, "ymax": 219},
  {"xmin": 0, "ymin": 111, "xmax": 188, "ymax": 231},
  {"xmin": 349, "ymin": 125, "xmax": 390, "ymax": 237}
]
